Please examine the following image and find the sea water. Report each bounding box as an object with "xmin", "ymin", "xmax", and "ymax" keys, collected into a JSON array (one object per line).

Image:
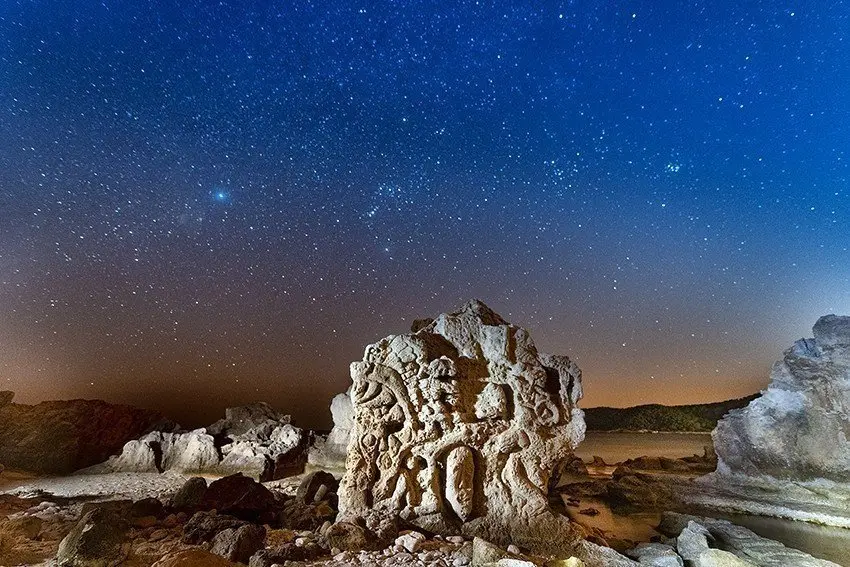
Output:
[
  {"xmin": 571, "ymin": 431, "xmax": 850, "ymax": 566},
  {"xmin": 575, "ymin": 431, "xmax": 713, "ymax": 463}
]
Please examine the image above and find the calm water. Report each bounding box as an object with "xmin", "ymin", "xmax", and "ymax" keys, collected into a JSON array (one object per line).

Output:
[
  {"xmin": 571, "ymin": 432, "xmax": 850, "ymax": 566},
  {"xmin": 575, "ymin": 431, "xmax": 713, "ymax": 463}
]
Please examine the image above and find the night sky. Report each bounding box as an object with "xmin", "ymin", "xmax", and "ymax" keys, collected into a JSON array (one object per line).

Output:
[{"xmin": 1, "ymin": 1, "xmax": 848, "ymax": 428}]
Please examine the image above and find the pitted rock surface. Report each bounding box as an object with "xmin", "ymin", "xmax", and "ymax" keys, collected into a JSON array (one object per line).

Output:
[{"xmin": 338, "ymin": 300, "xmax": 585, "ymax": 552}]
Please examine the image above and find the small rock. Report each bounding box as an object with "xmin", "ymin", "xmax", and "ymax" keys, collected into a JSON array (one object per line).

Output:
[
  {"xmin": 693, "ymin": 548, "xmax": 757, "ymax": 567},
  {"xmin": 151, "ymin": 549, "xmax": 234, "ymax": 566},
  {"xmin": 676, "ymin": 521, "xmax": 712, "ymax": 561},
  {"xmin": 507, "ymin": 544, "xmax": 520, "ymax": 554},
  {"xmin": 578, "ymin": 507, "xmax": 600, "ymax": 516},
  {"xmin": 313, "ymin": 484, "xmax": 329, "ymax": 502},
  {"xmin": 446, "ymin": 535, "xmax": 465, "ymax": 544},
  {"xmin": 395, "ymin": 530, "xmax": 427, "ymax": 553},
  {"xmin": 472, "ymin": 537, "xmax": 508, "ymax": 565},
  {"xmin": 149, "ymin": 528, "xmax": 170, "ymax": 542}
]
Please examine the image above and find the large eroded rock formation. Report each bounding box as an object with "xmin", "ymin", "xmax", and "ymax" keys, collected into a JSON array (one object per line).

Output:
[
  {"xmin": 713, "ymin": 315, "xmax": 850, "ymax": 481},
  {"xmin": 337, "ymin": 300, "xmax": 585, "ymax": 550}
]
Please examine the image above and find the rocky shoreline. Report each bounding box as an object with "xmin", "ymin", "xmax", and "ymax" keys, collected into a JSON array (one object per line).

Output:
[{"xmin": 2, "ymin": 303, "xmax": 849, "ymax": 566}]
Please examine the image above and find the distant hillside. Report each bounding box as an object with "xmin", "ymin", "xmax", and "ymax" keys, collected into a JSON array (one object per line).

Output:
[{"xmin": 583, "ymin": 395, "xmax": 759, "ymax": 432}]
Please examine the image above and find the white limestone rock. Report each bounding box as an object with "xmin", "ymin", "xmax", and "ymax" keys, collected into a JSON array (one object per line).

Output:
[
  {"xmin": 88, "ymin": 430, "xmax": 220, "ymax": 474},
  {"xmin": 675, "ymin": 522, "xmax": 712, "ymax": 561},
  {"xmin": 337, "ymin": 300, "xmax": 586, "ymax": 553},
  {"xmin": 625, "ymin": 542, "xmax": 683, "ymax": 566},
  {"xmin": 691, "ymin": 315, "xmax": 850, "ymax": 527},
  {"xmin": 693, "ymin": 549, "xmax": 757, "ymax": 567},
  {"xmin": 712, "ymin": 315, "xmax": 850, "ymax": 482},
  {"xmin": 85, "ymin": 404, "xmax": 306, "ymax": 480},
  {"xmin": 309, "ymin": 388, "xmax": 355, "ymax": 470},
  {"xmin": 658, "ymin": 512, "xmax": 840, "ymax": 567}
]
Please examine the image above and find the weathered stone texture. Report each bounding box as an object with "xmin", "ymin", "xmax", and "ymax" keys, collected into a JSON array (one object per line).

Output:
[{"xmin": 338, "ymin": 300, "xmax": 585, "ymax": 550}]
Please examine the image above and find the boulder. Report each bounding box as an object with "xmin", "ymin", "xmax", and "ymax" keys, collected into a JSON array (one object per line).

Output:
[
  {"xmin": 198, "ymin": 473, "xmax": 279, "ymax": 523},
  {"xmin": 472, "ymin": 537, "xmax": 510, "ymax": 564},
  {"xmin": 658, "ymin": 512, "xmax": 840, "ymax": 567},
  {"xmin": 337, "ymin": 300, "xmax": 586, "ymax": 553},
  {"xmin": 296, "ymin": 470, "xmax": 338, "ymax": 503},
  {"xmin": 56, "ymin": 508, "xmax": 128, "ymax": 567},
  {"xmin": 675, "ymin": 522, "xmax": 712, "ymax": 561},
  {"xmin": 182, "ymin": 510, "xmax": 247, "ymax": 545},
  {"xmin": 395, "ymin": 530, "xmax": 427, "ymax": 553},
  {"xmin": 170, "ymin": 476, "xmax": 208, "ymax": 510},
  {"xmin": 574, "ymin": 540, "xmax": 641, "ymax": 566},
  {"xmin": 0, "ymin": 397, "xmax": 172, "ymax": 474},
  {"xmin": 625, "ymin": 542, "xmax": 683, "ymax": 566},
  {"xmin": 130, "ymin": 497, "xmax": 165, "ymax": 519},
  {"xmin": 324, "ymin": 520, "xmax": 376, "ymax": 551},
  {"xmin": 87, "ymin": 429, "xmax": 219, "ymax": 474},
  {"xmin": 693, "ymin": 549, "xmax": 756, "ymax": 567},
  {"xmin": 210, "ymin": 524, "xmax": 266, "ymax": 563},
  {"xmin": 208, "ymin": 402, "xmax": 290, "ymax": 436}
]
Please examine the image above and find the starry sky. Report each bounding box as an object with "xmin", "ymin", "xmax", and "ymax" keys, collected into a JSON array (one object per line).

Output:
[{"xmin": 1, "ymin": 1, "xmax": 848, "ymax": 428}]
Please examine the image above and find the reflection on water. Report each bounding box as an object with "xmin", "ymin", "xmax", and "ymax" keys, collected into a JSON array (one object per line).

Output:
[
  {"xmin": 575, "ymin": 431, "xmax": 713, "ymax": 463},
  {"xmin": 570, "ymin": 432, "xmax": 850, "ymax": 566}
]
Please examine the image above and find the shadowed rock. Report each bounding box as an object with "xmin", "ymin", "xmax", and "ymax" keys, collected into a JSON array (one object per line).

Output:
[
  {"xmin": 0, "ymin": 396, "xmax": 172, "ymax": 474},
  {"xmin": 56, "ymin": 508, "xmax": 128, "ymax": 567}
]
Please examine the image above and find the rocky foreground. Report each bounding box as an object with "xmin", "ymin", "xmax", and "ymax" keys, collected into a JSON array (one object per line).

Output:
[
  {"xmin": 0, "ymin": 466, "xmax": 840, "ymax": 567},
  {"xmin": 1, "ymin": 302, "xmax": 849, "ymax": 566}
]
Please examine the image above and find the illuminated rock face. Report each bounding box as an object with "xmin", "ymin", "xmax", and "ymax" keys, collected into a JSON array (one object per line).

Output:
[
  {"xmin": 337, "ymin": 300, "xmax": 585, "ymax": 548},
  {"xmin": 308, "ymin": 388, "xmax": 355, "ymax": 470},
  {"xmin": 713, "ymin": 315, "xmax": 850, "ymax": 481}
]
